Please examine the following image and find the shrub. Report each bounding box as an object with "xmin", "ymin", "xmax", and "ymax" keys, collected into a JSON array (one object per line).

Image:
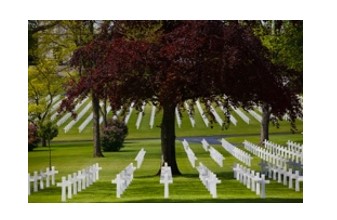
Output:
[
  {"xmin": 38, "ymin": 121, "xmax": 58, "ymax": 146},
  {"xmin": 101, "ymin": 119, "xmax": 128, "ymax": 152},
  {"xmin": 28, "ymin": 123, "xmax": 40, "ymax": 151}
]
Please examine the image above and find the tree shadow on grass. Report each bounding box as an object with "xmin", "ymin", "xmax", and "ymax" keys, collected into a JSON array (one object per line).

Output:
[
  {"xmin": 122, "ymin": 198, "xmax": 303, "ymax": 203},
  {"xmin": 31, "ymin": 148, "xmax": 55, "ymax": 152},
  {"xmin": 180, "ymin": 172, "xmax": 233, "ymax": 180}
]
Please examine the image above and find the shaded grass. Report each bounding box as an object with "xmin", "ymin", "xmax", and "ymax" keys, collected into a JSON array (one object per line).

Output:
[{"xmin": 54, "ymin": 104, "xmax": 303, "ymax": 141}]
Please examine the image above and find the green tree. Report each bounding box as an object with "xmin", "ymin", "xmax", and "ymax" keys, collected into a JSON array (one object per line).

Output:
[
  {"xmin": 28, "ymin": 20, "xmax": 104, "ymax": 156},
  {"xmin": 254, "ymin": 20, "xmax": 303, "ymax": 143},
  {"xmin": 28, "ymin": 61, "xmax": 64, "ymax": 146}
]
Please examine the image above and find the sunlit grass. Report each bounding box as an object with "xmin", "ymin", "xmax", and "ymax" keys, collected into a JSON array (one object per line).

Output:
[{"xmin": 29, "ymin": 136, "xmax": 303, "ymax": 203}]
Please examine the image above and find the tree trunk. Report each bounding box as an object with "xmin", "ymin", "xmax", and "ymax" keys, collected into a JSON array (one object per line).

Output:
[
  {"xmin": 41, "ymin": 137, "xmax": 47, "ymax": 147},
  {"xmin": 48, "ymin": 139, "xmax": 52, "ymax": 169},
  {"xmin": 260, "ymin": 103, "xmax": 272, "ymax": 144},
  {"xmin": 103, "ymin": 100, "xmax": 108, "ymax": 127},
  {"xmin": 92, "ymin": 92, "xmax": 104, "ymax": 157},
  {"xmin": 160, "ymin": 103, "xmax": 181, "ymax": 175}
]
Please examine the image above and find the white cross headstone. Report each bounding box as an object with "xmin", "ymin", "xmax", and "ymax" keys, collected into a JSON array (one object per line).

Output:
[
  {"xmin": 289, "ymin": 170, "xmax": 299, "ymax": 189},
  {"xmin": 28, "ymin": 173, "xmax": 31, "ymax": 195},
  {"xmin": 57, "ymin": 176, "xmax": 70, "ymax": 202},
  {"xmin": 253, "ymin": 172, "xmax": 260, "ymax": 194},
  {"xmin": 160, "ymin": 162, "xmax": 173, "ymax": 199},
  {"xmin": 258, "ymin": 174, "xmax": 270, "ymax": 199},
  {"xmin": 208, "ymin": 173, "xmax": 221, "ymax": 198},
  {"xmin": 31, "ymin": 171, "xmax": 41, "ymax": 192},
  {"xmin": 112, "ymin": 174, "xmax": 123, "ymax": 198},
  {"xmin": 277, "ymin": 167, "xmax": 283, "ymax": 183},
  {"xmin": 81, "ymin": 169, "xmax": 87, "ymax": 190},
  {"xmin": 233, "ymin": 164, "xmax": 240, "ymax": 179},
  {"xmin": 94, "ymin": 163, "xmax": 103, "ymax": 180},
  {"xmin": 45, "ymin": 167, "xmax": 51, "ymax": 187},
  {"xmin": 39, "ymin": 170, "xmax": 45, "ymax": 190},
  {"xmin": 77, "ymin": 170, "xmax": 83, "ymax": 192},
  {"xmin": 135, "ymin": 149, "xmax": 146, "ymax": 169},
  {"xmin": 295, "ymin": 175, "xmax": 303, "ymax": 192},
  {"xmin": 283, "ymin": 168, "xmax": 292, "ymax": 186},
  {"xmin": 67, "ymin": 174, "xmax": 73, "ymax": 199},
  {"xmin": 72, "ymin": 173, "xmax": 78, "ymax": 195},
  {"xmin": 245, "ymin": 168, "xmax": 251, "ymax": 189},
  {"xmin": 250, "ymin": 170, "xmax": 255, "ymax": 191},
  {"xmin": 49, "ymin": 166, "xmax": 59, "ymax": 185}
]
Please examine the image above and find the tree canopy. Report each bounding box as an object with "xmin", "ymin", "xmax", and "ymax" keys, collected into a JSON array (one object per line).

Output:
[
  {"xmin": 63, "ymin": 21, "xmax": 301, "ymax": 116},
  {"xmin": 60, "ymin": 20, "xmax": 302, "ymax": 174}
]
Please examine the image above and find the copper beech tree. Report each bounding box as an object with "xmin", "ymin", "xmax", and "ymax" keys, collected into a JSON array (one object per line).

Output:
[{"xmin": 60, "ymin": 21, "xmax": 302, "ymax": 175}]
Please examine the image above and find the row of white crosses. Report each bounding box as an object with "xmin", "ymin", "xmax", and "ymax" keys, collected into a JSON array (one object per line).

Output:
[
  {"xmin": 201, "ymin": 138, "xmax": 210, "ymax": 152},
  {"xmin": 196, "ymin": 100, "xmax": 209, "ymax": 127},
  {"xmin": 61, "ymin": 100, "xmax": 244, "ymax": 131},
  {"xmin": 209, "ymin": 147, "xmax": 225, "ymax": 167},
  {"xmin": 243, "ymin": 140, "xmax": 288, "ymax": 169},
  {"xmin": 136, "ymin": 102, "xmax": 146, "ymax": 129},
  {"xmin": 233, "ymin": 164, "xmax": 270, "ymax": 199},
  {"xmin": 49, "ymin": 95, "xmax": 62, "ymax": 121},
  {"xmin": 244, "ymin": 141, "xmax": 303, "ymax": 192},
  {"xmin": 184, "ymin": 101, "xmax": 196, "ymax": 127},
  {"xmin": 217, "ymin": 101, "xmax": 237, "ymax": 126},
  {"xmin": 111, "ymin": 148, "xmax": 146, "ymax": 198},
  {"xmin": 196, "ymin": 162, "xmax": 221, "ymax": 198},
  {"xmin": 56, "ymin": 163, "xmax": 102, "ymax": 202},
  {"xmin": 200, "ymin": 139, "xmax": 225, "ymax": 167},
  {"xmin": 149, "ymin": 105, "xmax": 156, "ymax": 129},
  {"xmin": 221, "ymin": 138, "xmax": 252, "ymax": 166},
  {"xmin": 64, "ymin": 102, "xmax": 92, "ymax": 133},
  {"xmin": 259, "ymin": 161, "xmax": 303, "ymax": 192},
  {"xmin": 182, "ymin": 139, "xmax": 198, "ymax": 168},
  {"xmin": 159, "ymin": 162, "xmax": 173, "ymax": 198},
  {"xmin": 124, "ymin": 101, "xmax": 135, "ymax": 124},
  {"xmin": 56, "ymin": 97, "xmax": 89, "ymax": 126},
  {"xmin": 287, "ymin": 140, "xmax": 303, "ymax": 154},
  {"xmin": 79, "ymin": 102, "xmax": 111, "ymax": 133},
  {"xmin": 247, "ymin": 109, "xmax": 262, "ymax": 123},
  {"xmin": 264, "ymin": 140, "xmax": 303, "ymax": 164},
  {"xmin": 78, "ymin": 112, "xmax": 93, "ymax": 133},
  {"xmin": 175, "ymin": 107, "xmax": 182, "ymax": 128},
  {"xmin": 50, "ymin": 96, "xmax": 62, "ymax": 113},
  {"xmin": 134, "ymin": 148, "xmax": 146, "ymax": 169},
  {"xmin": 210, "ymin": 104, "xmax": 224, "ymax": 127},
  {"xmin": 111, "ymin": 163, "xmax": 136, "ymax": 198},
  {"xmin": 230, "ymin": 105, "xmax": 250, "ymax": 124},
  {"xmin": 28, "ymin": 166, "xmax": 59, "ymax": 195}
]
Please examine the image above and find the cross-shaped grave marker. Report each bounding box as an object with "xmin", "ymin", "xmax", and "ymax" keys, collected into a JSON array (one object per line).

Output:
[
  {"xmin": 56, "ymin": 176, "xmax": 71, "ymax": 202},
  {"xmin": 160, "ymin": 162, "xmax": 173, "ymax": 199}
]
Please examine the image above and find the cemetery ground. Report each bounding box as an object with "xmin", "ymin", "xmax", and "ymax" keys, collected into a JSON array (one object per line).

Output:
[{"xmin": 28, "ymin": 105, "xmax": 303, "ymax": 202}]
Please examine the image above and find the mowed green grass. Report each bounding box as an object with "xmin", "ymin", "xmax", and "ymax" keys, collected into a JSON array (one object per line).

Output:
[
  {"xmin": 30, "ymin": 101, "xmax": 303, "ymax": 202},
  {"xmin": 28, "ymin": 134, "xmax": 303, "ymax": 203}
]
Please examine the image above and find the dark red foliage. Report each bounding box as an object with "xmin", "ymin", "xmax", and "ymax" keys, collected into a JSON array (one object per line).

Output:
[
  {"xmin": 60, "ymin": 21, "xmax": 301, "ymax": 121},
  {"xmin": 28, "ymin": 123, "xmax": 40, "ymax": 151}
]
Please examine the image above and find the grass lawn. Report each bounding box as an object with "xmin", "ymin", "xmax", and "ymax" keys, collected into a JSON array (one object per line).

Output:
[
  {"xmin": 29, "ymin": 102, "xmax": 303, "ymax": 203},
  {"xmin": 29, "ymin": 132, "xmax": 303, "ymax": 203}
]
